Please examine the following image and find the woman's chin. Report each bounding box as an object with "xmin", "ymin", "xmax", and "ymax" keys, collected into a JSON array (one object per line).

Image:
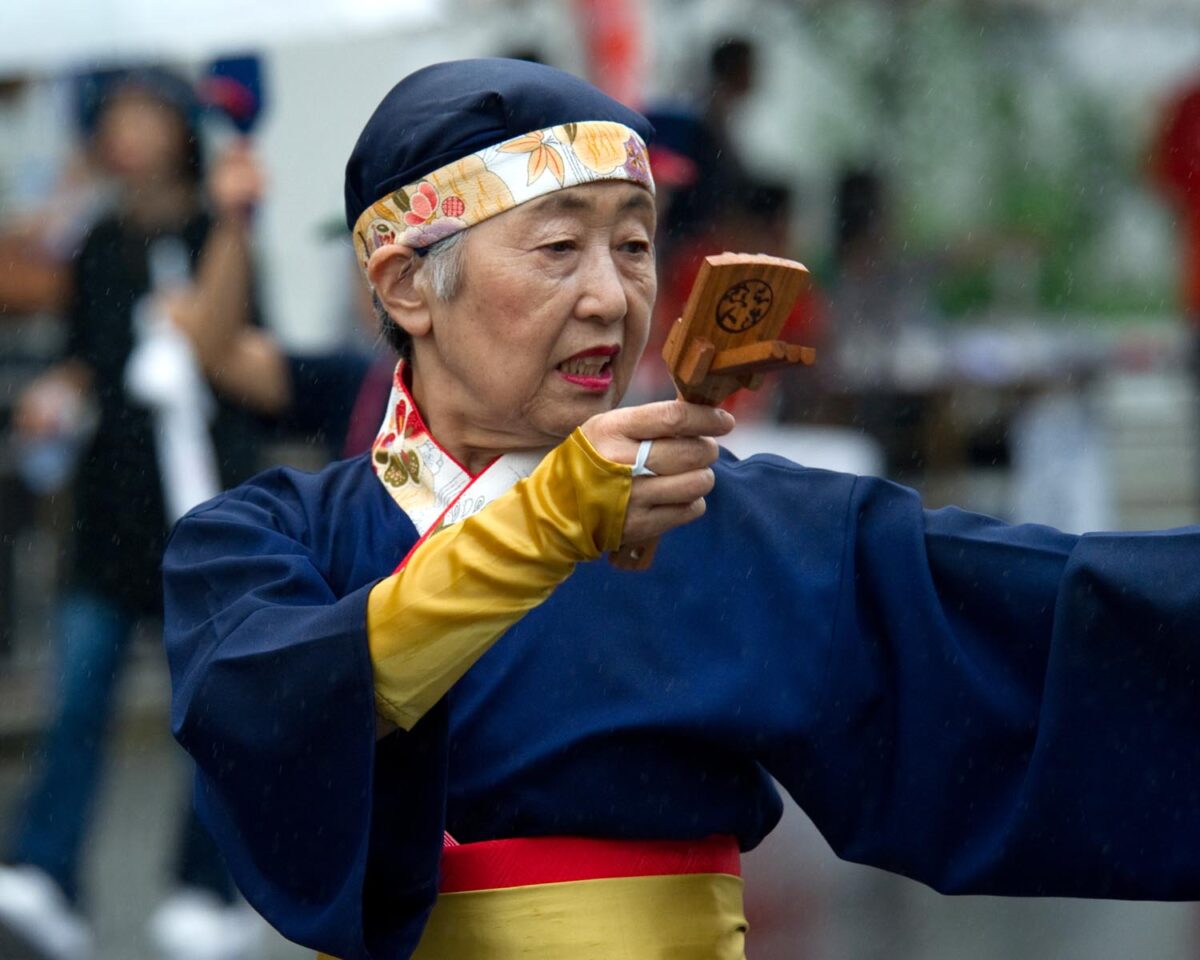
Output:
[{"xmin": 529, "ymin": 401, "xmax": 617, "ymax": 443}]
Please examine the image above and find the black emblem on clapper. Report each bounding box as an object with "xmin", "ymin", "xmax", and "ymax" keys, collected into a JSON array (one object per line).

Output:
[{"xmin": 715, "ymin": 280, "xmax": 774, "ymax": 333}]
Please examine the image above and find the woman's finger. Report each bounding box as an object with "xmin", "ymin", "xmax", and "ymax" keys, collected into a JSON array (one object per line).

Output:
[
  {"xmin": 583, "ymin": 400, "xmax": 735, "ymax": 464},
  {"xmin": 622, "ymin": 498, "xmax": 707, "ymax": 543},
  {"xmin": 616, "ymin": 399, "xmax": 734, "ymax": 440},
  {"xmin": 628, "ymin": 468, "xmax": 716, "ymax": 508},
  {"xmin": 640, "ymin": 436, "xmax": 719, "ymax": 477}
]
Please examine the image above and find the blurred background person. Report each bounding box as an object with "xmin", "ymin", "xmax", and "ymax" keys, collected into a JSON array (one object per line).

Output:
[
  {"xmin": 0, "ymin": 66, "xmax": 265, "ymax": 960},
  {"xmin": 821, "ymin": 166, "xmax": 943, "ymax": 479},
  {"xmin": 0, "ymin": 73, "xmax": 109, "ymax": 320},
  {"xmin": 635, "ymin": 36, "xmax": 822, "ymax": 413},
  {"xmin": 639, "ymin": 173, "xmax": 826, "ymax": 418},
  {"xmin": 650, "ymin": 36, "xmax": 757, "ymax": 249},
  {"xmin": 0, "ymin": 71, "xmax": 114, "ymax": 668}
]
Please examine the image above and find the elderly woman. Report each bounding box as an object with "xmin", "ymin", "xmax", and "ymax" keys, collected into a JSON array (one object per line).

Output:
[{"xmin": 164, "ymin": 59, "xmax": 1200, "ymax": 960}]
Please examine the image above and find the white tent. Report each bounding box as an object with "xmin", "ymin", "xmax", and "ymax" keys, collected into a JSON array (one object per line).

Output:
[{"xmin": 0, "ymin": 0, "xmax": 442, "ymax": 75}]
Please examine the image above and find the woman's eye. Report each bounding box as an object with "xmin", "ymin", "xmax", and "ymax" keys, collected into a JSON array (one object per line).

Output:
[
  {"xmin": 542, "ymin": 240, "xmax": 576, "ymax": 254},
  {"xmin": 620, "ymin": 239, "xmax": 652, "ymax": 256}
]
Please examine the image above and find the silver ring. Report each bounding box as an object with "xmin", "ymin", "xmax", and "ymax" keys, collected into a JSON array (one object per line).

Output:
[{"xmin": 631, "ymin": 439, "xmax": 656, "ymax": 477}]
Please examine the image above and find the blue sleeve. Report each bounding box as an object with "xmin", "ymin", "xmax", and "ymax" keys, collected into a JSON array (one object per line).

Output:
[
  {"xmin": 163, "ymin": 476, "xmax": 443, "ymax": 960},
  {"xmin": 765, "ymin": 471, "xmax": 1200, "ymax": 899}
]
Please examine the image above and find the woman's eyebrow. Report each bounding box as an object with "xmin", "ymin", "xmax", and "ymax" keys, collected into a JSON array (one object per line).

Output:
[
  {"xmin": 528, "ymin": 193, "xmax": 592, "ymax": 216},
  {"xmin": 526, "ymin": 189, "xmax": 655, "ymax": 218},
  {"xmin": 620, "ymin": 192, "xmax": 655, "ymax": 215}
]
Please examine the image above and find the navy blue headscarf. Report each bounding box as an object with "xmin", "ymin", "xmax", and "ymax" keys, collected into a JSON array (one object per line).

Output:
[{"xmin": 344, "ymin": 58, "xmax": 653, "ymax": 230}]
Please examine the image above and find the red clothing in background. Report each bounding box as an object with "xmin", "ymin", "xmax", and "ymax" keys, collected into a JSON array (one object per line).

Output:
[{"xmin": 1152, "ymin": 78, "xmax": 1200, "ymax": 320}]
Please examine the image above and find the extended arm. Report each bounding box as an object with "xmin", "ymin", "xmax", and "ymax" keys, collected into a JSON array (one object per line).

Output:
[{"xmin": 756, "ymin": 468, "xmax": 1200, "ymax": 899}]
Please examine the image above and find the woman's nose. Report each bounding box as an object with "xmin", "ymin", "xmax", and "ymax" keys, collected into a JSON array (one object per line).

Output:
[{"xmin": 575, "ymin": 251, "xmax": 628, "ymax": 325}]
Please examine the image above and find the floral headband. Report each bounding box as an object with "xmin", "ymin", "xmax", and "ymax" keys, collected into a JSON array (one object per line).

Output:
[{"xmin": 351, "ymin": 120, "xmax": 654, "ymax": 275}]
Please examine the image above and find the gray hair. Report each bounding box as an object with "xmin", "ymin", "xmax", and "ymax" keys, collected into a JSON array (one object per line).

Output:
[
  {"xmin": 420, "ymin": 230, "xmax": 466, "ymax": 301},
  {"xmin": 375, "ymin": 229, "xmax": 467, "ymax": 358}
]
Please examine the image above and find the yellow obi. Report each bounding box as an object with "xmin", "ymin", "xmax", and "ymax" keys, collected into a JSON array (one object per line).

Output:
[{"xmin": 319, "ymin": 835, "xmax": 747, "ymax": 960}]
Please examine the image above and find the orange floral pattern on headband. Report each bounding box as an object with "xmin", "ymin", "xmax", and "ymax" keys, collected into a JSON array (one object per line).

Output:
[
  {"xmin": 352, "ymin": 120, "xmax": 654, "ymax": 274},
  {"xmin": 500, "ymin": 131, "xmax": 566, "ymax": 186}
]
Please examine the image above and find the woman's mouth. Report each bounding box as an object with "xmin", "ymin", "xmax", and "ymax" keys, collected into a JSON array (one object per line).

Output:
[{"xmin": 557, "ymin": 347, "xmax": 619, "ymax": 392}]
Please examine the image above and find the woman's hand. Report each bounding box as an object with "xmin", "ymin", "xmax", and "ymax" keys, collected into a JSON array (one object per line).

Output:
[
  {"xmin": 207, "ymin": 140, "xmax": 265, "ymax": 225},
  {"xmin": 13, "ymin": 363, "xmax": 90, "ymax": 441},
  {"xmin": 582, "ymin": 400, "xmax": 735, "ymax": 546}
]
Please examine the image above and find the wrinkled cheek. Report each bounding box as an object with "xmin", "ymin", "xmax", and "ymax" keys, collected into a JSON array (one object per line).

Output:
[
  {"xmin": 517, "ymin": 390, "xmax": 578, "ymax": 440},
  {"xmin": 453, "ymin": 359, "xmax": 522, "ymax": 420},
  {"xmin": 627, "ymin": 320, "xmax": 651, "ymax": 357},
  {"xmin": 489, "ymin": 365, "xmax": 551, "ymax": 413},
  {"xmin": 623, "ymin": 310, "xmax": 652, "ymax": 371}
]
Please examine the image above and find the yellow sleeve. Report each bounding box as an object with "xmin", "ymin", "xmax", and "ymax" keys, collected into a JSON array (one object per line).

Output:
[{"xmin": 368, "ymin": 427, "xmax": 632, "ymax": 730}]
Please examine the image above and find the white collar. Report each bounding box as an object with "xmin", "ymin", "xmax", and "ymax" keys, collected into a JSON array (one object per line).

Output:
[{"xmin": 370, "ymin": 362, "xmax": 546, "ymax": 542}]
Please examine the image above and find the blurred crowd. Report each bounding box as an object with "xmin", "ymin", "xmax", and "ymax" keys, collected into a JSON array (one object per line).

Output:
[
  {"xmin": 0, "ymin": 60, "xmax": 403, "ymax": 960},
  {"xmin": 0, "ymin": 12, "xmax": 1198, "ymax": 960}
]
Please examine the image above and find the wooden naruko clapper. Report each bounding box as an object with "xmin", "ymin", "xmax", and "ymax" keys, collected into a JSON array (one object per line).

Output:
[{"xmin": 610, "ymin": 252, "xmax": 814, "ymax": 570}]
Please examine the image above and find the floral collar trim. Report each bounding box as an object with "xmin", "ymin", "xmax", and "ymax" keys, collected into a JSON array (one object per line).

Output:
[
  {"xmin": 352, "ymin": 120, "xmax": 654, "ymax": 273},
  {"xmin": 370, "ymin": 362, "xmax": 473, "ymax": 538},
  {"xmin": 370, "ymin": 362, "xmax": 545, "ymax": 543}
]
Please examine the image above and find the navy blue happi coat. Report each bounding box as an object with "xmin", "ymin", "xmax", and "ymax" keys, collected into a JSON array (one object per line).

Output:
[{"xmin": 164, "ymin": 450, "xmax": 1200, "ymax": 959}]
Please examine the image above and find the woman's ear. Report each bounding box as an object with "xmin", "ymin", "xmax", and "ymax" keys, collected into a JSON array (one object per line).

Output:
[{"xmin": 367, "ymin": 244, "xmax": 431, "ymax": 339}]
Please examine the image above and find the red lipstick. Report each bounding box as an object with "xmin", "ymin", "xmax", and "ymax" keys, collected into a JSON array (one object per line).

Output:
[{"xmin": 557, "ymin": 345, "xmax": 620, "ymax": 392}]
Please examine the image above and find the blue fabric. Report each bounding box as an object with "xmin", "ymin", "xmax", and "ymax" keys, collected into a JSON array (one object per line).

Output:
[
  {"xmin": 164, "ymin": 451, "xmax": 1200, "ymax": 960},
  {"xmin": 343, "ymin": 58, "xmax": 654, "ymax": 228},
  {"xmin": 10, "ymin": 591, "xmax": 134, "ymax": 902},
  {"xmin": 8, "ymin": 590, "xmax": 236, "ymax": 906}
]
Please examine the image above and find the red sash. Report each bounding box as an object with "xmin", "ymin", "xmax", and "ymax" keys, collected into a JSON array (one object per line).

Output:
[{"xmin": 439, "ymin": 834, "xmax": 741, "ymax": 893}]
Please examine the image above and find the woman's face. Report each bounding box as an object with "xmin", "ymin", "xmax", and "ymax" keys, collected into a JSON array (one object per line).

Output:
[
  {"xmin": 94, "ymin": 90, "xmax": 189, "ymax": 185},
  {"xmin": 411, "ymin": 181, "xmax": 657, "ymax": 455}
]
